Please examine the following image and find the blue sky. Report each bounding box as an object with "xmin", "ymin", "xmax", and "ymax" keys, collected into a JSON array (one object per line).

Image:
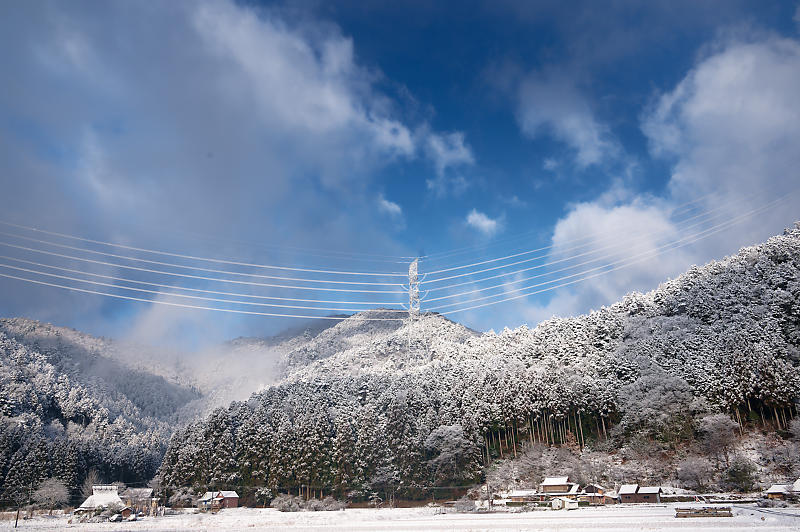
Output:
[{"xmin": 1, "ymin": 1, "xmax": 799, "ymax": 347}]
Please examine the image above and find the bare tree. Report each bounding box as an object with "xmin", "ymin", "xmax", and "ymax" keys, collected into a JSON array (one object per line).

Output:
[
  {"xmin": 676, "ymin": 457, "xmax": 713, "ymax": 491},
  {"xmin": 33, "ymin": 478, "xmax": 69, "ymax": 514},
  {"xmin": 81, "ymin": 469, "xmax": 101, "ymax": 500},
  {"xmin": 698, "ymin": 414, "xmax": 738, "ymax": 466}
]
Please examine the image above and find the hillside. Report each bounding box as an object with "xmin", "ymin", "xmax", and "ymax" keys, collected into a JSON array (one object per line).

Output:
[
  {"xmin": 158, "ymin": 224, "xmax": 800, "ymax": 503},
  {"xmin": 0, "ymin": 319, "xmax": 201, "ymax": 504}
]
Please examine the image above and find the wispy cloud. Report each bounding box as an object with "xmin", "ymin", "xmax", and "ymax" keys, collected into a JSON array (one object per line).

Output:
[
  {"xmin": 424, "ymin": 131, "xmax": 475, "ymax": 197},
  {"xmin": 517, "ymin": 71, "xmax": 616, "ymax": 167},
  {"xmin": 466, "ymin": 209, "xmax": 501, "ymax": 236},
  {"xmin": 377, "ymin": 194, "xmax": 402, "ymax": 217}
]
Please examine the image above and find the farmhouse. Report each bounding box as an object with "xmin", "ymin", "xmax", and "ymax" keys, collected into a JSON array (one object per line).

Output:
[
  {"xmin": 538, "ymin": 477, "xmax": 580, "ymax": 498},
  {"xmin": 765, "ymin": 478, "xmax": 800, "ymax": 500},
  {"xmin": 76, "ymin": 485, "xmax": 124, "ymax": 513},
  {"xmin": 579, "ymin": 484, "xmax": 616, "ymax": 505},
  {"xmin": 198, "ymin": 490, "xmax": 239, "ymax": 510},
  {"xmin": 121, "ymin": 487, "xmax": 153, "ymax": 515}
]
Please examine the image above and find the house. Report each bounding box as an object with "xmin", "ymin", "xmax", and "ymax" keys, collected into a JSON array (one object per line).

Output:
[
  {"xmin": 766, "ymin": 478, "xmax": 800, "ymax": 500},
  {"xmin": 551, "ymin": 496, "xmax": 579, "ymax": 510},
  {"xmin": 638, "ymin": 486, "xmax": 662, "ymax": 503},
  {"xmin": 121, "ymin": 488, "xmax": 153, "ymax": 515},
  {"xmin": 618, "ymin": 484, "xmax": 639, "ymax": 504},
  {"xmin": 507, "ymin": 489, "xmax": 539, "ymax": 503},
  {"xmin": 538, "ymin": 477, "xmax": 581, "ymax": 499},
  {"xmin": 198, "ymin": 490, "xmax": 239, "ymax": 510},
  {"xmin": 766, "ymin": 484, "xmax": 791, "ymax": 500},
  {"xmin": 76, "ymin": 485, "xmax": 124, "ymax": 513},
  {"xmin": 539, "ymin": 477, "xmax": 572, "ymax": 494},
  {"xmin": 579, "ymin": 484, "xmax": 608, "ymax": 505},
  {"xmin": 618, "ymin": 484, "xmax": 662, "ymax": 503}
]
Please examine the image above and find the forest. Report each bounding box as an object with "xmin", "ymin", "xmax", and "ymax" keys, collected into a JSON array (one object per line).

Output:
[
  {"xmin": 1, "ymin": 224, "xmax": 798, "ymax": 507},
  {"xmin": 157, "ymin": 224, "xmax": 800, "ymax": 504}
]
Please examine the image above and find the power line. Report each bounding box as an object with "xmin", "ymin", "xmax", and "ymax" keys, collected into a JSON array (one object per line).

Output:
[
  {"xmin": 417, "ymin": 191, "xmax": 720, "ymax": 265},
  {"xmin": 422, "ymin": 191, "xmax": 759, "ymax": 284},
  {"xmin": 0, "ymin": 272, "xmax": 407, "ymax": 321},
  {"xmin": 0, "ymin": 241, "xmax": 407, "ymax": 294},
  {"xmin": 0, "ymin": 255, "xmax": 403, "ymax": 306},
  {"xmin": 422, "ymin": 198, "xmax": 744, "ymax": 301},
  {"xmin": 435, "ymin": 193, "xmax": 793, "ymax": 314},
  {"xmin": 0, "ymin": 226, "xmax": 407, "ymax": 278},
  {"xmin": 0, "ymin": 262, "xmax": 408, "ymax": 313}
]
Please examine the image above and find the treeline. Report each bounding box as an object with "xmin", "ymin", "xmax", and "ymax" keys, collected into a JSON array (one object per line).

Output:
[{"xmin": 158, "ymin": 225, "xmax": 800, "ymax": 502}]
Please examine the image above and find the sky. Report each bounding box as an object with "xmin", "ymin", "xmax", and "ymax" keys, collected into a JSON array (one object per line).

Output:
[{"xmin": 1, "ymin": 0, "xmax": 799, "ymax": 348}]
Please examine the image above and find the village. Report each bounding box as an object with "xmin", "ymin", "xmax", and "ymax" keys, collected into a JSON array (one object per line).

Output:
[{"xmin": 24, "ymin": 474, "xmax": 791, "ymax": 526}]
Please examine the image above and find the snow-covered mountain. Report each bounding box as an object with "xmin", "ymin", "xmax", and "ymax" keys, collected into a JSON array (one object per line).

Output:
[
  {"xmin": 4, "ymin": 223, "xmax": 800, "ymax": 504},
  {"xmin": 159, "ymin": 223, "xmax": 800, "ymax": 500}
]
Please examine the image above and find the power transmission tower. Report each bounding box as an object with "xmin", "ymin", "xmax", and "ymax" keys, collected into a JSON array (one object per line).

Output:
[
  {"xmin": 406, "ymin": 258, "xmax": 421, "ymax": 354},
  {"xmin": 408, "ymin": 258, "xmax": 420, "ymax": 319}
]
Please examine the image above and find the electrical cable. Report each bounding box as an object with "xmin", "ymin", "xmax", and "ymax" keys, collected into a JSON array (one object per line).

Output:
[
  {"xmin": 0, "ymin": 241, "xmax": 407, "ymax": 294},
  {"xmin": 0, "ymin": 255, "xmax": 403, "ymax": 306},
  {"xmin": 422, "ymin": 196, "xmax": 748, "ymax": 300},
  {"xmin": 0, "ymin": 225, "xmax": 407, "ymax": 278},
  {"xmin": 422, "ymin": 192, "xmax": 754, "ymax": 284},
  {"xmin": 0, "ymin": 271, "xmax": 407, "ymax": 321},
  {"xmin": 435, "ymin": 193, "xmax": 794, "ymax": 314},
  {"xmin": 0, "ymin": 262, "xmax": 408, "ymax": 313}
]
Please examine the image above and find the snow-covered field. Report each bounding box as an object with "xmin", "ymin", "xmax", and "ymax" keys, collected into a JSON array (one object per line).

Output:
[{"xmin": 3, "ymin": 503, "xmax": 800, "ymax": 531}]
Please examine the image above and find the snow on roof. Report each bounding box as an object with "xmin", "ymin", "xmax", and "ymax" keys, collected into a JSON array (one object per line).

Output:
[
  {"xmin": 541, "ymin": 477, "xmax": 570, "ymax": 486},
  {"xmin": 123, "ymin": 488, "xmax": 153, "ymax": 499},
  {"xmin": 506, "ymin": 489, "xmax": 538, "ymax": 497},
  {"xmin": 78, "ymin": 485, "xmax": 123, "ymax": 510},
  {"xmin": 568, "ymin": 484, "xmax": 580, "ymax": 494},
  {"xmin": 584, "ymin": 483, "xmax": 605, "ymax": 490},
  {"xmin": 638, "ymin": 486, "xmax": 662, "ymax": 494},
  {"xmin": 792, "ymin": 479, "xmax": 800, "ymax": 492},
  {"xmin": 766, "ymin": 484, "xmax": 790, "ymax": 494},
  {"xmin": 618, "ymin": 484, "xmax": 638, "ymax": 495},
  {"xmin": 199, "ymin": 490, "xmax": 239, "ymax": 502}
]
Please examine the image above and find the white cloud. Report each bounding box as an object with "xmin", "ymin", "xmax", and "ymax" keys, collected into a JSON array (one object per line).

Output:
[
  {"xmin": 466, "ymin": 209, "xmax": 501, "ymax": 236},
  {"xmin": 517, "ymin": 72, "xmax": 616, "ymax": 167},
  {"xmin": 515, "ymin": 36, "xmax": 800, "ymax": 325},
  {"xmin": 542, "ymin": 158, "xmax": 559, "ymax": 171},
  {"xmin": 425, "ymin": 131, "xmax": 474, "ymax": 175},
  {"xmin": 377, "ymin": 194, "xmax": 402, "ymax": 216}
]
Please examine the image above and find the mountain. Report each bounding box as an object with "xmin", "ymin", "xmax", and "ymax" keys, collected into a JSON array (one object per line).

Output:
[
  {"xmin": 158, "ymin": 224, "xmax": 800, "ymax": 502},
  {"xmin": 0, "ymin": 318, "xmax": 201, "ymax": 503}
]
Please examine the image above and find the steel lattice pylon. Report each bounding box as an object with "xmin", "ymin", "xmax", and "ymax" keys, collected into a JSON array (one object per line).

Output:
[{"xmin": 408, "ymin": 258, "xmax": 420, "ymax": 318}]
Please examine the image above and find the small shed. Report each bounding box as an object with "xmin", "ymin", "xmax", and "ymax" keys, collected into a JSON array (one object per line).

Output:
[
  {"xmin": 618, "ymin": 484, "xmax": 639, "ymax": 504},
  {"xmin": 551, "ymin": 496, "xmax": 578, "ymax": 510},
  {"xmin": 638, "ymin": 486, "xmax": 662, "ymax": 503}
]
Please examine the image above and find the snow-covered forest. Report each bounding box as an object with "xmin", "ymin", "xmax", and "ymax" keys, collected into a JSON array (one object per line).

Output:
[
  {"xmin": 156, "ymin": 224, "xmax": 800, "ymax": 503},
  {"xmin": 1, "ymin": 224, "xmax": 798, "ymax": 507},
  {"xmin": 0, "ymin": 320, "xmax": 200, "ymax": 504}
]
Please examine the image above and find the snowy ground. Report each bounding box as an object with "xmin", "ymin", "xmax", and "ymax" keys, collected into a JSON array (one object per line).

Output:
[{"xmin": 2, "ymin": 503, "xmax": 800, "ymax": 531}]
